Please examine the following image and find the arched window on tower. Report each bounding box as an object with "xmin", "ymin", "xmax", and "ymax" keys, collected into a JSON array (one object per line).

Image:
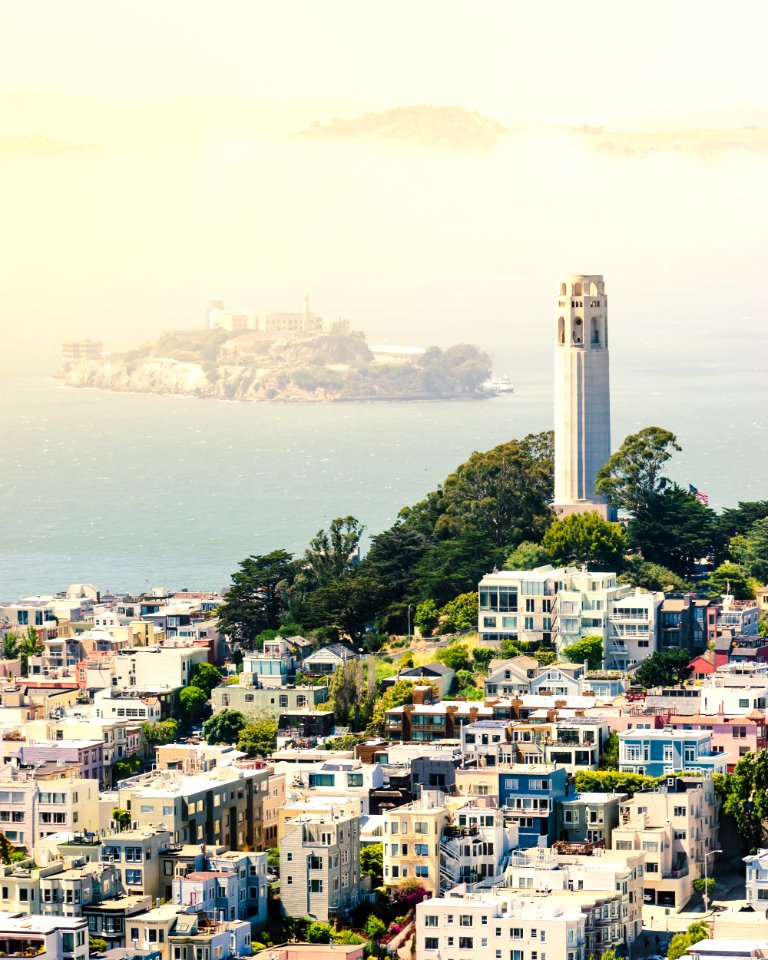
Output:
[
  {"xmin": 558, "ymin": 317, "xmax": 565, "ymax": 344},
  {"xmin": 573, "ymin": 282, "xmax": 582, "ymax": 296},
  {"xmin": 560, "ymin": 282, "xmax": 567, "ymax": 297},
  {"xmin": 591, "ymin": 317, "xmax": 600, "ymax": 346},
  {"xmin": 573, "ymin": 318, "xmax": 583, "ymax": 344}
]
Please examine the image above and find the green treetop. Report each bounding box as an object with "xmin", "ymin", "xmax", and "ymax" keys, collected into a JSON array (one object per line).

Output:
[
  {"xmin": 595, "ymin": 426, "xmax": 680, "ymax": 515},
  {"xmin": 542, "ymin": 511, "xmax": 626, "ymax": 571}
]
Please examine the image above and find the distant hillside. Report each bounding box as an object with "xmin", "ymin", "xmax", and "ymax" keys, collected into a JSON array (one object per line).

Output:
[
  {"xmin": 59, "ymin": 329, "xmax": 494, "ymax": 402},
  {"xmin": 297, "ymin": 104, "xmax": 509, "ymax": 151}
]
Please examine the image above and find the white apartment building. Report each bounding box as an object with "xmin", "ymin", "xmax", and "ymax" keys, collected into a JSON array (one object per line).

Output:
[
  {"xmin": 0, "ymin": 914, "xmax": 88, "ymax": 960},
  {"xmin": 111, "ymin": 645, "xmax": 209, "ymax": 690},
  {"xmin": 439, "ymin": 800, "xmax": 518, "ymax": 894},
  {"xmin": 604, "ymin": 589, "xmax": 664, "ymax": 671},
  {"xmin": 416, "ymin": 891, "xmax": 587, "ymax": 960},
  {"xmin": 700, "ymin": 672, "xmax": 768, "ymax": 717},
  {"xmin": 478, "ymin": 567, "xmax": 559, "ymax": 646},
  {"xmin": 275, "ymin": 759, "xmax": 384, "ymax": 816},
  {"xmin": 503, "ymin": 847, "xmax": 643, "ymax": 948},
  {"xmin": 479, "ymin": 566, "xmax": 659, "ymax": 658},
  {"xmin": 743, "ymin": 848, "xmax": 768, "ymax": 909}
]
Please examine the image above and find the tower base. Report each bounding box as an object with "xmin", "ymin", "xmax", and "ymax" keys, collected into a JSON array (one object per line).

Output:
[{"xmin": 553, "ymin": 501, "xmax": 617, "ymax": 522}]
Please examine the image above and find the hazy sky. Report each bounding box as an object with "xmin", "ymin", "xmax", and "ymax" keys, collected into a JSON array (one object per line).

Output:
[
  {"xmin": 3, "ymin": 1, "xmax": 768, "ymax": 122},
  {"xmin": 2, "ymin": 1, "xmax": 768, "ymax": 376}
]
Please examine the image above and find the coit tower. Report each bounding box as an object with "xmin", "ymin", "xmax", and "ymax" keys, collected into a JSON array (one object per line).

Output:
[{"xmin": 553, "ymin": 274, "xmax": 612, "ymax": 518}]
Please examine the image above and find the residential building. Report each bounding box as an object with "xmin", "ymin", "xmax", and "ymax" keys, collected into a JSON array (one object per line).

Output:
[
  {"xmin": 173, "ymin": 851, "xmax": 268, "ymax": 926},
  {"xmin": 529, "ymin": 663, "xmax": 586, "ymax": 697},
  {"xmin": 618, "ymin": 729, "xmax": 728, "ymax": 777},
  {"xmin": 382, "ymin": 662, "xmax": 456, "ymax": 699},
  {"xmin": 438, "ymin": 799, "xmax": 518, "ymax": 894},
  {"xmin": 693, "ymin": 598, "xmax": 719, "ymax": 651},
  {"xmin": 416, "ymin": 891, "xmax": 587, "ymax": 960},
  {"xmin": 478, "ymin": 566, "xmax": 653, "ymax": 657},
  {"xmin": 455, "ymin": 763, "xmax": 574, "ymax": 849},
  {"xmin": 700, "ymin": 670, "xmax": 768, "ymax": 717},
  {"xmin": 461, "ymin": 717, "xmax": 609, "ymax": 773},
  {"xmin": 718, "ymin": 597, "xmax": 760, "ymax": 637},
  {"xmin": 604, "ymin": 589, "xmax": 663, "ymax": 671},
  {"xmin": 38, "ymin": 861, "xmax": 119, "ymax": 917},
  {"xmin": 478, "ymin": 567, "xmax": 559, "ymax": 645},
  {"xmin": 647, "ymin": 713, "xmax": 766, "ymax": 773},
  {"xmin": 107, "ymin": 764, "xmax": 265, "ymax": 849},
  {"xmin": 210, "ymin": 683, "xmax": 328, "ymax": 717},
  {"xmin": 611, "ymin": 775, "xmax": 719, "ymax": 910},
  {"xmin": 302, "ymin": 644, "xmax": 358, "ymax": 677},
  {"xmin": 686, "ymin": 941, "xmax": 768, "ymax": 960},
  {"xmin": 207, "ymin": 850, "xmax": 268, "ymax": 926},
  {"xmin": 83, "ymin": 894, "xmax": 152, "ymax": 950},
  {"xmin": 280, "ymin": 813, "xmax": 361, "ymax": 921},
  {"xmin": 0, "ymin": 914, "xmax": 88, "ymax": 960},
  {"xmin": 0, "ymin": 766, "xmax": 100, "ymax": 851},
  {"xmin": 503, "ymin": 846, "xmax": 644, "ymax": 949},
  {"xmin": 383, "ymin": 793, "xmax": 449, "ymax": 896},
  {"xmin": 277, "ymin": 758, "xmax": 383, "ymax": 815},
  {"xmin": 659, "ymin": 597, "xmax": 702, "ymax": 656},
  {"xmin": 18, "ymin": 740, "xmax": 104, "ymax": 785},
  {"xmin": 744, "ymin": 848, "xmax": 768, "ymax": 909},
  {"xmin": 484, "ymin": 656, "xmax": 541, "ymax": 698},
  {"xmin": 126, "ymin": 905, "xmax": 251, "ymax": 960},
  {"xmin": 554, "ymin": 569, "xmax": 630, "ymax": 653},
  {"xmin": 557, "ymin": 792, "xmax": 627, "ymax": 847}
]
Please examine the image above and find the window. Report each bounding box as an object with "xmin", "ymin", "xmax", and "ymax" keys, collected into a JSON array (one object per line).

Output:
[
  {"xmin": 425, "ymin": 938, "xmax": 439, "ymax": 951},
  {"xmin": 459, "ymin": 938, "xmax": 473, "ymax": 949},
  {"xmin": 415, "ymin": 821, "xmax": 428, "ymax": 834},
  {"xmin": 125, "ymin": 869, "xmax": 142, "ymax": 885},
  {"xmin": 424, "ymin": 916, "xmax": 439, "ymax": 928},
  {"xmin": 415, "ymin": 843, "xmax": 429, "ymax": 856},
  {"xmin": 415, "ymin": 865, "xmax": 429, "ymax": 878},
  {"xmin": 524, "ymin": 617, "xmax": 534, "ymax": 631},
  {"xmin": 459, "ymin": 915, "xmax": 473, "ymax": 927}
]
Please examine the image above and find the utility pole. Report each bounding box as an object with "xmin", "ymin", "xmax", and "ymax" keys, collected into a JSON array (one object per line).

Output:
[{"xmin": 704, "ymin": 848, "xmax": 722, "ymax": 922}]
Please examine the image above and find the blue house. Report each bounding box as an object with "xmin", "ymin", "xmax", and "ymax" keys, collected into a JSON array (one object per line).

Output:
[
  {"xmin": 498, "ymin": 763, "xmax": 573, "ymax": 848},
  {"xmin": 618, "ymin": 728, "xmax": 728, "ymax": 778}
]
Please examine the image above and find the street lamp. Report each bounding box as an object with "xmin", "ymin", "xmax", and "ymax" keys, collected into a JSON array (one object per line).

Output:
[{"xmin": 703, "ymin": 848, "xmax": 722, "ymax": 915}]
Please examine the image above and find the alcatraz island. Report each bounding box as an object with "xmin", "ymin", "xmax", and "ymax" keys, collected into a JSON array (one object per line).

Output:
[{"xmin": 58, "ymin": 295, "xmax": 498, "ymax": 402}]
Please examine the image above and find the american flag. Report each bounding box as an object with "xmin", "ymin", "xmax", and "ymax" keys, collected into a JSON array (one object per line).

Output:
[{"xmin": 689, "ymin": 484, "xmax": 709, "ymax": 506}]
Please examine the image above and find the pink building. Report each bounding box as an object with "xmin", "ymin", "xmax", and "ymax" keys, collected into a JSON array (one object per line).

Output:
[{"xmin": 19, "ymin": 739, "xmax": 104, "ymax": 784}]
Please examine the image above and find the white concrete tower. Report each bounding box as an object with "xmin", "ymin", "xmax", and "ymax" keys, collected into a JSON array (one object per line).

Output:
[{"xmin": 553, "ymin": 274, "xmax": 612, "ymax": 518}]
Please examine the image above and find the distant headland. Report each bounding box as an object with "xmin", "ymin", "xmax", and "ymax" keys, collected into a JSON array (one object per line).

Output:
[{"xmin": 58, "ymin": 297, "xmax": 500, "ymax": 403}]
